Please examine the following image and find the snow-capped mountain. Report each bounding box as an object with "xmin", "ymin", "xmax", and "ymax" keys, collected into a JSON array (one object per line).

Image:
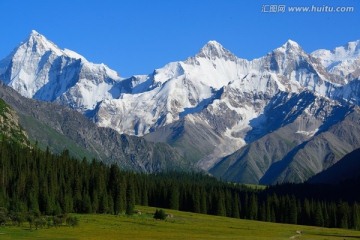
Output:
[
  {"xmin": 95, "ymin": 40, "xmax": 251, "ymax": 135},
  {"xmin": 95, "ymin": 39, "xmax": 338, "ymax": 136},
  {"xmin": 312, "ymin": 40, "xmax": 360, "ymax": 80},
  {"xmin": 2, "ymin": 30, "xmax": 360, "ymax": 183},
  {"xmin": 0, "ymin": 30, "xmax": 122, "ymax": 113}
]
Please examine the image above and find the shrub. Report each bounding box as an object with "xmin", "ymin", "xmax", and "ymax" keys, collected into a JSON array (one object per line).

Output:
[
  {"xmin": 153, "ymin": 209, "xmax": 166, "ymax": 220},
  {"xmin": 34, "ymin": 217, "xmax": 46, "ymax": 230},
  {"xmin": 11, "ymin": 212, "xmax": 25, "ymax": 226},
  {"xmin": 53, "ymin": 216, "xmax": 63, "ymax": 228},
  {"xmin": 66, "ymin": 216, "xmax": 79, "ymax": 227},
  {"xmin": 0, "ymin": 211, "xmax": 7, "ymax": 226}
]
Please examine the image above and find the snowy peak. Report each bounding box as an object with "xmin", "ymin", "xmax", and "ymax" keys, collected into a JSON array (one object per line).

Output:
[
  {"xmin": 25, "ymin": 30, "xmax": 63, "ymax": 56},
  {"xmin": 285, "ymin": 39, "xmax": 301, "ymax": 48},
  {"xmin": 0, "ymin": 30, "xmax": 122, "ymax": 110},
  {"xmin": 335, "ymin": 40, "xmax": 360, "ymax": 59},
  {"xmin": 312, "ymin": 40, "xmax": 360, "ymax": 66},
  {"xmin": 275, "ymin": 39, "xmax": 303, "ymax": 54},
  {"xmin": 196, "ymin": 40, "xmax": 236, "ymax": 61},
  {"xmin": 312, "ymin": 39, "xmax": 360, "ymax": 77},
  {"xmin": 264, "ymin": 39, "xmax": 309, "ymax": 73},
  {"xmin": 24, "ymin": 30, "xmax": 89, "ymax": 61},
  {"xmin": 343, "ymin": 40, "xmax": 360, "ymax": 54}
]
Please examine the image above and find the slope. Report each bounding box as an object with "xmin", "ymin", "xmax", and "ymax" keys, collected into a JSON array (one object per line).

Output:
[
  {"xmin": 0, "ymin": 98, "xmax": 29, "ymax": 146},
  {"xmin": 0, "ymin": 83, "xmax": 189, "ymax": 172},
  {"xmin": 210, "ymin": 91, "xmax": 360, "ymax": 184},
  {"xmin": 308, "ymin": 148, "xmax": 360, "ymax": 184},
  {"xmin": 3, "ymin": 31, "xmax": 360, "ymax": 183}
]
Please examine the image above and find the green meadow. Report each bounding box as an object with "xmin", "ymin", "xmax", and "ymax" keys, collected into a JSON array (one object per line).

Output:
[{"xmin": 1, "ymin": 205, "xmax": 360, "ymax": 240}]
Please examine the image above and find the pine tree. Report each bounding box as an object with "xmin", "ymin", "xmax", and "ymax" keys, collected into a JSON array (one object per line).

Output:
[
  {"xmin": 248, "ymin": 194, "xmax": 258, "ymax": 220},
  {"xmin": 232, "ymin": 194, "xmax": 240, "ymax": 219},
  {"xmin": 352, "ymin": 203, "xmax": 360, "ymax": 230},
  {"xmin": 0, "ymin": 188, "xmax": 6, "ymax": 209},
  {"xmin": 109, "ymin": 165, "xmax": 122, "ymax": 215},
  {"xmin": 328, "ymin": 202, "xmax": 337, "ymax": 228},
  {"xmin": 323, "ymin": 204, "xmax": 330, "ymax": 228},
  {"xmin": 303, "ymin": 198, "xmax": 311, "ymax": 225},
  {"xmin": 259, "ymin": 202, "xmax": 266, "ymax": 221},
  {"xmin": 169, "ymin": 184, "xmax": 180, "ymax": 210},
  {"xmin": 338, "ymin": 201, "xmax": 350, "ymax": 229},
  {"xmin": 215, "ymin": 189, "xmax": 226, "ymax": 216},
  {"xmin": 192, "ymin": 186, "xmax": 201, "ymax": 213},
  {"xmin": 289, "ymin": 196, "xmax": 297, "ymax": 224},
  {"xmin": 266, "ymin": 201, "xmax": 271, "ymax": 222},
  {"xmin": 200, "ymin": 187, "xmax": 207, "ymax": 214},
  {"xmin": 141, "ymin": 184, "xmax": 149, "ymax": 206},
  {"xmin": 314, "ymin": 202, "xmax": 324, "ymax": 227},
  {"xmin": 126, "ymin": 182, "xmax": 135, "ymax": 215},
  {"xmin": 81, "ymin": 193, "xmax": 92, "ymax": 213}
]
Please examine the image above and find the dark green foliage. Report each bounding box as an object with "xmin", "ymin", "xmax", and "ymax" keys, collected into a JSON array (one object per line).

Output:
[
  {"xmin": 169, "ymin": 184, "xmax": 180, "ymax": 210},
  {"xmin": 126, "ymin": 182, "xmax": 135, "ymax": 215},
  {"xmin": 34, "ymin": 217, "xmax": 46, "ymax": 230},
  {"xmin": 52, "ymin": 216, "xmax": 63, "ymax": 228},
  {"xmin": 153, "ymin": 209, "xmax": 166, "ymax": 220},
  {"xmin": 0, "ymin": 207, "xmax": 7, "ymax": 225},
  {"xmin": 66, "ymin": 216, "xmax": 79, "ymax": 227},
  {"xmin": 0, "ymin": 139, "xmax": 360, "ymax": 230},
  {"xmin": 0, "ymin": 211, "xmax": 80, "ymax": 229},
  {"xmin": 0, "ymin": 99, "xmax": 29, "ymax": 146},
  {"xmin": 353, "ymin": 203, "xmax": 360, "ymax": 230},
  {"xmin": 10, "ymin": 212, "xmax": 25, "ymax": 226}
]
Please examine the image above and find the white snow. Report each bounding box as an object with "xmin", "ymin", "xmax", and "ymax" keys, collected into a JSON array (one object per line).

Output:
[
  {"xmin": 63, "ymin": 49, "xmax": 87, "ymax": 61},
  {"xmin": 3, "ymin": 30, "xmax": 360, "ymax": 164},
  {"xmin": 312, "ymin": 40, "xmax": 360, "ymax": 77}
]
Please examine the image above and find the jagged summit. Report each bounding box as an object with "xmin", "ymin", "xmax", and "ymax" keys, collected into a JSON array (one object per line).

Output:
[
  {"xmin": 277, "ymin": 39, "xmax": 303, "ymax": 53},
  {"xmin": 196, "ymin": 40, "xmax": 237, "ymax": 60},
  {"xmin": 313, "ymin": 40, "xmax": 360, "ymax": 61},
  {"xmin": 25, "ymin": 30, "xmax": 62, "ymax": 55},
  {"xmin": 285, "ymin": 39, "xmax": 300, "ymax": 47},
  {"xmin": 339, "ymin": 40, "xmax": 360, "ymax": 56},
  {"xmin": 30, "ymin": 29, "xmax": 41, "ymax": 36},
  {"xmin": 0, "ymin": 30, "xmax": 121, "ymax": 106},
  {"xmin": 311, "ymin": 40, "xmax": 360, "ymax": 78},
  {"xmin": 22, "ymin": 30, "xmax": 87, "ymax": 61},
  {"xmin": 3, "ymin": 32, "xmax": 360, "ymax": 184}
]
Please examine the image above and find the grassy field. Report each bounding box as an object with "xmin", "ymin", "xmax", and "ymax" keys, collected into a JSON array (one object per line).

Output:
[{"xmin": 0, "ymin": 205, "xmax": 360, "ymax": 240}]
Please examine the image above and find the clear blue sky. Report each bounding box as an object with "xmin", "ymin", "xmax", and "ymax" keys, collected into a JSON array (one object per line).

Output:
[{"xmin": 0, "ymin": 0, "xmax": 359, "ymax": 77}]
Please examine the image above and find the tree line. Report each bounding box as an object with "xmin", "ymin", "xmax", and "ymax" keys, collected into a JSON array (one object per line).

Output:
[{"xmin": 0, "ymin": 138, "xmax": 359, "ymax": 230}]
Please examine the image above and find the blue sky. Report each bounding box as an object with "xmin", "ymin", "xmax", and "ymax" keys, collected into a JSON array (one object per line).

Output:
[{"xmin": 0, "ymin": 0, "xmax": 359, "ymax": 77}]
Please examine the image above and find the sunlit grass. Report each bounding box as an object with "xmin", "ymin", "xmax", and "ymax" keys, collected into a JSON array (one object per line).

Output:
[{"xmin": 0, "ymin": 205, "xmax": 359, "ymax": 239}]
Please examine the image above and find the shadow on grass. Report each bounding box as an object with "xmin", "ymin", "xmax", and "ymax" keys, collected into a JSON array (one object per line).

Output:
[{"xmin": 314, "ymin": 233, "xmax": 360, "ymax": 239}]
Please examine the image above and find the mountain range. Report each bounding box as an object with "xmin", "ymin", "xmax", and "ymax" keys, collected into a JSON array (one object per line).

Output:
[
  {"xmin": 1, "ymin": 30, "xmax": 360, "ymax": 184},
  {"xmin": 0, "ymin": 82, "xmax": 188, "ymax": 173}
]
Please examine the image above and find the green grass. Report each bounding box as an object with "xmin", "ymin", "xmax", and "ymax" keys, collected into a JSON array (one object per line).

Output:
[{"xmin": 1, "ymin": 206, "xmax": 360, "ymax": 240}]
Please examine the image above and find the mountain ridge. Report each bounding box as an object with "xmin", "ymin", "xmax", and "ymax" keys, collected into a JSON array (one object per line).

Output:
[
  {"xmin": 2, "ymin": 31, "xmax": 360, "ymax": 183},
  {"xmin": 0, "ymin": 82, "xmax": 190, "ymax": 173}
]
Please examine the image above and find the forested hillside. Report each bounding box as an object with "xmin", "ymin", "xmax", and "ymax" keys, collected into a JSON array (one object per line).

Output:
[{"xmin": 0, "ymin": 139, "xmax": 359, "ymax": 230}]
